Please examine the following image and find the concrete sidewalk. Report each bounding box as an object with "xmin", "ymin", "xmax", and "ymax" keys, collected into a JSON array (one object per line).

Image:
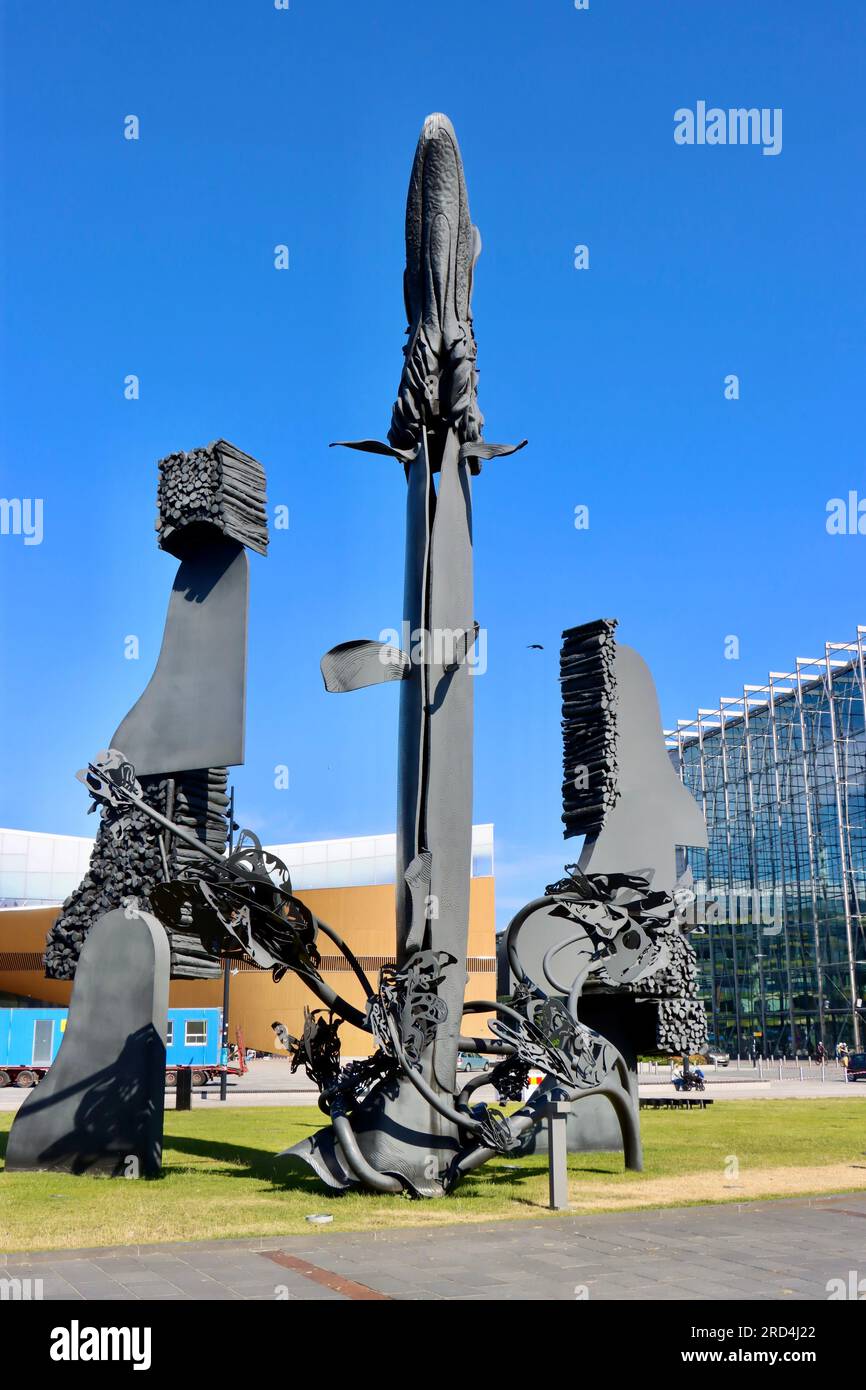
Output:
[{"xmin": 3, "ymin": 1192, "xmax": 864, "ymax": 1301}]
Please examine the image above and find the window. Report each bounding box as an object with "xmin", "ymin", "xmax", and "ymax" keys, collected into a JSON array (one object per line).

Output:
[
  {"xmin": 165, "ymin": 1021, "xmax": 174, "ymax": 1046},
  {"xmin": 184, "ymin": 1019, "xmax": 207, "ymax": 1047}
]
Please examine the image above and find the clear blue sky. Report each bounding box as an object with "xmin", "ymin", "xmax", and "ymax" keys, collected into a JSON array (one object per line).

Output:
[{"xmin": 1, "ymin": 1, "xmax": 864, "ymax": 924}]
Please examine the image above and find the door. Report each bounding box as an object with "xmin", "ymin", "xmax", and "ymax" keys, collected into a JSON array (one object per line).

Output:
[{"xmin": 32, "ymin": 1018, "xmax": 54, "ymax": 1065}]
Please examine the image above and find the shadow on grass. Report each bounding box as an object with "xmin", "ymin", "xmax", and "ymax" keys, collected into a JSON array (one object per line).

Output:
[
  {"xmin": 480, "ymin": 1157, "xmax": 625, "ymax": 1184},
  {"xmin": 481, "ymin": 1162, "xmax": 547, "ymax": 1185},
  {"xmin": 163, "ymin": 1132, "xmax": 357, "ymax": 1200}
]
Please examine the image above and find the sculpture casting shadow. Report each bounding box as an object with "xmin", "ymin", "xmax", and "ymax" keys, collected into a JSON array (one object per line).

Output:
[{"xmin": 11, "ymin": 1026, "xmax": 165, "ymax": 1177}]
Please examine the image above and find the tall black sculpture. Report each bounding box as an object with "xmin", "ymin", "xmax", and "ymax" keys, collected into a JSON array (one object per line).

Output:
[{"xmin": 280, "ymin": 113, "xmax": 525, "ymax": 1193}]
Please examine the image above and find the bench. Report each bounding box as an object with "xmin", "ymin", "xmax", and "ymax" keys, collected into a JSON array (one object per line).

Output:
[{"xmin": 639, "ymin": 1096, "xmax": 714, "ymax": 1110}]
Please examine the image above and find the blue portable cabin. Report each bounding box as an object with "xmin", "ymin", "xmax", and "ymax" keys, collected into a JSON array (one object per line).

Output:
[
  {"xmin": 165, "ymin": 1007, "xmax": 224, "ymax": 1069},
  {"xmin": 0, "ymin": 1006, "xmax": 224, "ymax": 1074},
  {"xmin": 0, "ymin": 1007, "xmax": 67, "ymax": 1068}
]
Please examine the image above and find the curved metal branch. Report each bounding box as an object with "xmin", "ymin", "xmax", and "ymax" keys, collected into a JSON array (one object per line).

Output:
[
  {"xmin": 461, "ymin": 998, "xmax": 538, "ymax": 1029},
  {"xmin": 447, "ymin": 1096, "xmax": 548, "ymax": 1183},
  {"xmin": 456, "ymin": 1034, "xmax": 514, "ymax": 1054},
  {"xmin": 455, "ymin": 1067, "xmax": 497, "ymax": 1113},
  {"xmin": 504, "ymin": 896, "xmax": 560, "ymax": 986},
  {"xmin": 331, "ymin": 1115, "xmax": 402, "ymax": 1193},
  {"xmin": 541, "ymin": 931, "xmax": 594, "ymax": 1003}
]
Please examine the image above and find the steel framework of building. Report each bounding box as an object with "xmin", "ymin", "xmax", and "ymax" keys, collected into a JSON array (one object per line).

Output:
[{"xmin": 666, "ymin": 629, "xmax": 866, "ymax": 1057}]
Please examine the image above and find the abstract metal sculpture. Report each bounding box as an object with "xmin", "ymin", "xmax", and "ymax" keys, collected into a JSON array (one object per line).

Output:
[
  {"xmin": 201, "ymin": 117, "xmax": 703, "ymax": 1197},
  {"xmin": 279, "ymin": 113, "xmax": 528, "ymax": 1194},
  {"xmin": 504, "ymin": 620, "xmax": 709, "ymax": 1158},
  {"xmin": 273, "ymin": 119, "xmax": 701, "ymax": 1194},
  {"xmin": 12, "ymin": 117, "xmax": 707, "ymax": 1198}
]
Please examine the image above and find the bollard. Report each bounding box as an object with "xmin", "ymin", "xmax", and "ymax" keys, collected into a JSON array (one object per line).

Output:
[
  {"xmin": 176, "ymin": 1069, "xmax": 192, "ymax": 1111},
  {"xmin": 545, "ymin": 1101, "xmax": 570, "ymax": 1211}
]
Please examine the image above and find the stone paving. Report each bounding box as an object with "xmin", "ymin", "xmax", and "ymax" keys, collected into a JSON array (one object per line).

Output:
[{"xmin": 2, "ymin": 1191, "xmax": 864, "ymax": 1301}]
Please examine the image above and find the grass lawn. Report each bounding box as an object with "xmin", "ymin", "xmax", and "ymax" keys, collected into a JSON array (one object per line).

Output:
[{"xmin": 2, "ymin": 1100, "xmax": 865, "ymax": 1252}]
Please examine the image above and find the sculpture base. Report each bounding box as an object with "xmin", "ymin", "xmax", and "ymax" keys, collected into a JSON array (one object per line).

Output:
[
  {"xmin": 6, "ymin": 907, "xmax": 169, "ymax": 1177},
  {"xmin": 281, "ymin": 1069, "xmax": 462, "ymax": 1198},
  {"xmin": 521, "ymin": 998, "xmax": 642, "ymax": 1156}
]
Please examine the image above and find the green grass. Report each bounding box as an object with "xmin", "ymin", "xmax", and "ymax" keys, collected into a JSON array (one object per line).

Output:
[{"xmin": 1, "ymin": 1100, "xmax": 865, "ymax": 1252}]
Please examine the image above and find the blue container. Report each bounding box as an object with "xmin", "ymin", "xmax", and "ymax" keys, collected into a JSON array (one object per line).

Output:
[
  {"xmin": 0, "ymin": 1008, "xmax": 67, "ymax": 1067},
  {"xmin": 0, "ymin": 1006, "xmax": 223, "ymax": 1069}
]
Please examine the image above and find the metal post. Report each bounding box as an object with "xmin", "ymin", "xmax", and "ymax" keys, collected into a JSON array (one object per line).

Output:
[
  {"xmin": 824, "ymin": 649, "xmax": 862, "ymax": 1050},
  {"xmin": 717, "ymin": 708, "xmax": 743, "ymax": 1059},
  {"xmin": 545, "ymin": 1101, "xmax": 570, "ymax": 1211},
  {"xmin": 220, "ymin": 784, "xmax": 236, "ymax": 1103},
  {"xmin": 694, "ymin": 716, "xmax": 721, "ymax": 1052},
  {"xmin": 740, "ymin": 695, "xmax": 769, "ymax": 1057},
  {"xmin": 220, "ymin": 958, "xmax": 231, "ymax": 1102},
  {"xmin": 766, "ymin": 679, "xmax": 798, "ymax": 1057},
  {"xmin": 852, "ymin": 630, "xmax": 866, "ymax": 1043},
  {"xmin": 795, "ymin": 662, "xmax": 827, "ymax": 1052},
  {"xmin": 176, "ymin": 1069, "xmax": 192, "ymax": 1111}
]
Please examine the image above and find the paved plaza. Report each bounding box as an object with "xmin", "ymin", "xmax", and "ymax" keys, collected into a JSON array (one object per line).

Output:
[
  {"xmin": 2, "ymin": 1057, "xmax": 863, "ymax": 1112},
  {"xmin": 3, "ymin": 1192, "xmax": 864, "ymax": 1302}
]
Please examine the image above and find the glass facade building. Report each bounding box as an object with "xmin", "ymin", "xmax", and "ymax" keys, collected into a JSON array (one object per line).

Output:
[{"xmin": 668, "ymin": 632, "xmax": 866, "ymax": 1058}]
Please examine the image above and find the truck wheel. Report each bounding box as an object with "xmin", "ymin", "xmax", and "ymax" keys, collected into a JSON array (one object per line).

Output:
[
  {"xmin": 15, "ymin": 1070, "xmax": 37, "ymax": 1088},
  {"xmin": 0, "ymin": 1070, "xmax": 10, "ymax": 1087},
  {"xmin": 165, "ymin": 1070, "xmax": 177, "ymax": 1089},
  {"xmin": 191, "ymin": 1069, "xmax": 208, "ymax": 1087}
]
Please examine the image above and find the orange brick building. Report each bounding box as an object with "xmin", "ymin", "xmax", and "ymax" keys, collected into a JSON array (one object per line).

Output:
[{"xmin": 0, "ymin": 827, "xmax": 496, "ymax": 1056}]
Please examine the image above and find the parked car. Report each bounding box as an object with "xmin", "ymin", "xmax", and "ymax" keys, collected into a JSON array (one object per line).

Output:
[
  {"xmin": 704, "ymin": 1050, "xmax": 730, "ymax": 1067},
  {"xmin": 845, "ymin": 1052, "xmax": 866, "ymax": 1082},
  {"xmin": 456, "ymin": 1052, "xmax": 490, "ymax": 1072}
]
